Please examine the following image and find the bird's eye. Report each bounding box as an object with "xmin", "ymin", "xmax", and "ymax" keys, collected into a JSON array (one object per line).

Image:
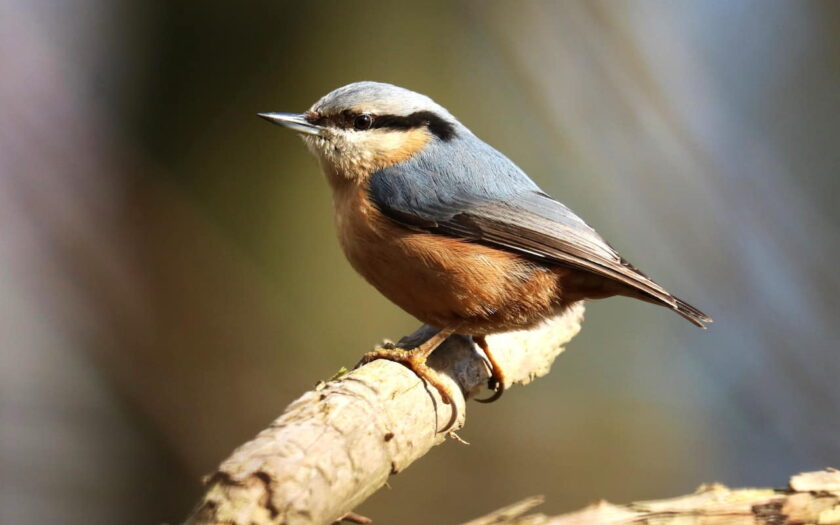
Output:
[{"xmin": 353, "ymin": 114, "xmax": 373, "ymax": 130}]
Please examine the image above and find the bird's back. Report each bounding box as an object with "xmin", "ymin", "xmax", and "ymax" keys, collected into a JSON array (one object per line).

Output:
[{"xmin": 368, "ymin": 130, "xmax": 711, "ymax": 327}]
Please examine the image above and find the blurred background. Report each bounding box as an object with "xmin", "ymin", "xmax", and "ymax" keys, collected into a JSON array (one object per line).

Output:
[{"xmin": 2, "ymin": 1, "xmax": 839, "ymax": 523}]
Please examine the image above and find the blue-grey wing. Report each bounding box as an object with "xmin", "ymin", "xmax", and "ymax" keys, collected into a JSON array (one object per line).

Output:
[{"xmin": 368, "ymin": 136, "xmax": 711, "ymax": 326}]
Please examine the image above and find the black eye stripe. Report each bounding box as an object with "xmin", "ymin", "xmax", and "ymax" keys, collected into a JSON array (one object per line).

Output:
[
  {"xmin": 371, "ymin": 112, "xmax": 456, "ymax": 141},
  {"xmin": 312, "ymin": 110, "xmax": 456, "ymax": 141},
  {"xmin": 370, "ymin": 115, "xmax": 413, "ymax": 130}
]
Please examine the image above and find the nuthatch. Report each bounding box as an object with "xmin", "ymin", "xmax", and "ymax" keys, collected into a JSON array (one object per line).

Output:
[{"xmin": 260, "ymin": 81, "xmax": 710, "ymax": 428}]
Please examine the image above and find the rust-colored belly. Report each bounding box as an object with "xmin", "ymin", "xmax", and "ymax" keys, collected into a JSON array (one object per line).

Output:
[{"xmin": 333, "ymin": 186, "xmax": 567, "ymax": 334}]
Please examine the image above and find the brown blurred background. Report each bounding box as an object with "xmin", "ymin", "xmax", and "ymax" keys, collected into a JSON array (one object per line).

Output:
[{"xmin": 2, "ymin": 1, "xmax": 839, "ymax": 524}]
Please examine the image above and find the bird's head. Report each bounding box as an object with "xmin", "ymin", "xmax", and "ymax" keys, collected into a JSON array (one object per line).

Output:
[{"xmin": 260, "ymin": 82, "xmax": 460, "ymax": 181}]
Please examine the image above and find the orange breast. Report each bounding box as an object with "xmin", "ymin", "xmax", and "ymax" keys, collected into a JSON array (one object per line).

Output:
[{"xmin": 332, "ymin": 184, "xmax": 568, "ymax": 334}]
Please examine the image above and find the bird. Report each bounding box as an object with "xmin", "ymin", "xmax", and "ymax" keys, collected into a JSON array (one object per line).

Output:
[{"xmin": 259, "ymin": 81, "xmax": 711, "ymax": 429}]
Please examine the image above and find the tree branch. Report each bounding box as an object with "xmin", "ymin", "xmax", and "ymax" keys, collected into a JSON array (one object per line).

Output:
[
  {"xmin": 460, "ymin": 469, "xmax": 840, "ymax": 525},
  {"xmin": 182, "ymin": 303, "xmax": 586, "ymax": 525}
]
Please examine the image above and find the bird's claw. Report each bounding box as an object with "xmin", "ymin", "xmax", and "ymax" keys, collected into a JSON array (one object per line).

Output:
[
  {"xmin": 357, "ymin": 345, "xmax": 459, "ymax": 431},
  {"xmin": 473, "ymin": 335, "xmax": 506, "ymax": 404}
]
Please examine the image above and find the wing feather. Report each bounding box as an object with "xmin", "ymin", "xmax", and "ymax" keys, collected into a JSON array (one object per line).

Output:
[{"xmin": 440, "ymin": 193, "xmax": 675, "ymax": 296}]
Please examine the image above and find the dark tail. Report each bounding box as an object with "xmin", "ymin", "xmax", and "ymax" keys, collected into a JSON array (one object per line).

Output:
[
  {"xmin": 671, "ymin": 296, "xmax": 713, "ymax": 328},
  {"xmin": 627, "ymin": 288, "xmax": 713, "ymax": 328}
]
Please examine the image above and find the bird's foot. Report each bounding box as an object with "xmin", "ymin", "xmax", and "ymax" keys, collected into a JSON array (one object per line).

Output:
[
  {"xmin": 473, "ymin": 335, "xmax": 506, "ymax": 404},
  {"xmin": 357, "ymin": 346, "xmax": 458, "ymax": 408},
  {"xmin": 356, "ymin": 328, "xmax": 459, "ymax": 431}
]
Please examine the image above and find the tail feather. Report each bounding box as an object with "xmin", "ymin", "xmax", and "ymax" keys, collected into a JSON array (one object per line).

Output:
[
  {"xmin": 624, "ymin": 286, "xmax": 712, "ymax": 329},
  {"xmin": 672, "ymin": 296, "xmax": 713, "ymax": 328}
]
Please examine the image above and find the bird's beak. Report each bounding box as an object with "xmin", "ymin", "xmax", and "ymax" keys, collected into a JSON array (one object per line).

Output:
[{"xmin": 258, "ymin": 112, "xmax": 323, "ymax": 136}]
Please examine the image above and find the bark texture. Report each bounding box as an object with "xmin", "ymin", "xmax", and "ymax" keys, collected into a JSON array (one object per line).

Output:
[{"xmin": 182, "ymin": 304, "xmax": 586, "ymax": 525}]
